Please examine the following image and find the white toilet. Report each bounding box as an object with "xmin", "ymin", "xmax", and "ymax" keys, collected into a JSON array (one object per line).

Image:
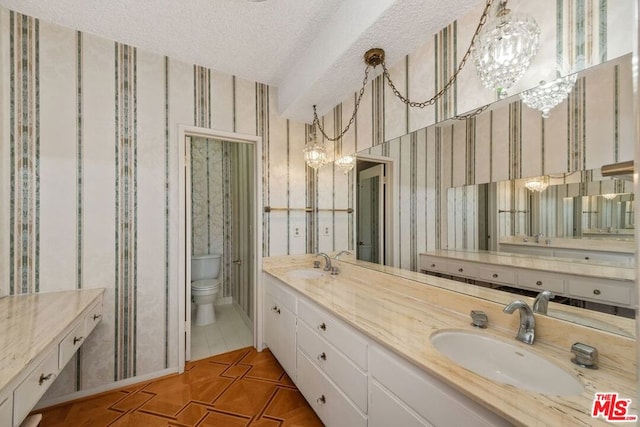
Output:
[{"xmin": 191, "ymin": 254, "xmax": 222, "ymax": 325}]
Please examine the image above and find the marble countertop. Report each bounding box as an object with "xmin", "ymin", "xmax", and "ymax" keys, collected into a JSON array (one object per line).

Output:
[
  {"xmin": 263, "ymin": 255, "xmax": 637, "ymax": 426},
  {"xmin": 422, "ymin": 249, "xmax": 635, "ymax": 281},
  {"xmin": 499, "ymin": 235, "xmax": 635, "ymax": 253},
  {"xmin": 0, "ymin": 289, "xmax": 104, "ymax": 392}
]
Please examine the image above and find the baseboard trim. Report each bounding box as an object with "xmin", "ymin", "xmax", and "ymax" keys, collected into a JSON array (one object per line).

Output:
[
  {"xmin": 216, "ymin": 296, "xmax": 233, "ymax": 306},
  {"xmin": 34, "ymin": 367, "xmax": 178, "ymax": 410}
]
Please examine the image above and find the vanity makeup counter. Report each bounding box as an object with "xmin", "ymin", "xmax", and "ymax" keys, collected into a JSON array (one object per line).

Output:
[
  {"xmin": 0, "ymin": 288, "xmax": 104, "ymax": 426},
  {"xmin": 498, "ymin": 236, "xmax": 635, "ymax": 264},
  {"xmin": 420, "ymin": 249, "xmax": 635, "ymax": 309},
  {"xmin": 263, "ymin": 255, "xmax": 636, "ymax": 426}
]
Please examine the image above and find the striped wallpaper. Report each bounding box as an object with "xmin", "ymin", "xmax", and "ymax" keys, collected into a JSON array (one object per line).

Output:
[{"xmin": 0, "ymin": 0, "xmax": 635, "ymax": 404}]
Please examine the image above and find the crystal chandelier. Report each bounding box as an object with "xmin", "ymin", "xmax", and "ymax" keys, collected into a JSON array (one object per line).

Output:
[
  {"xmin": 524, "ymin": 176, "xmax": 549, "ymax": 192},
  {"xmin": 307, "ymin": 0, "xmax": 541, "ymax": 166},
  {"xmin": 471, "ymin": 1, "xmax": 540, "ymax": 98},
  {"xmin": 303, "ymin": 125, "xmax": 327, "ymax": 169},
  {"xmin": 520, "ymin": 72, "xmax": 577, "ymax": 118},
  {"xmin": 335, "ymin": 155, "xmax": 356, "ymax": 174}
]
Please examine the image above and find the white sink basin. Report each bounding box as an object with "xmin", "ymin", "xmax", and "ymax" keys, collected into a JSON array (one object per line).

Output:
[
  {"xmin": 430, "ymin": 330, "xmax": 583, "ymax": 396},
  {"xmin": 286, "ymin": 269, "xmax": 325, "ymax": 279}
]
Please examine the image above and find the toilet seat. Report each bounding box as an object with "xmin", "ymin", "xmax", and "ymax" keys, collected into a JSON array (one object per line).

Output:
[{"xmin": 191, "ymin": 279, "xmax": 220, "ymax": 291}]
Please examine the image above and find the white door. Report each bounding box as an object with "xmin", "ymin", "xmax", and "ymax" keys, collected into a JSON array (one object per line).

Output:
[
  {"xmin": 184, "ymin": 136, "xmax": 192, "ymax": 361},
  {"xmin": 358, "ymin": 164, "xmax": 385, "ymax": 263}
]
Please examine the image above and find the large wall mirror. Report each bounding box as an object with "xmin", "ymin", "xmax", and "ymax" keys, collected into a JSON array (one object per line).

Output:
[{"xmin": 343, "ymin": 53, "xmax": 636, "ymax": 338}]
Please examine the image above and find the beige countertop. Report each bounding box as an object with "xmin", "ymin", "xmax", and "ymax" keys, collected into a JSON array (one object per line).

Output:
[
  {"xmin": 422, "ymin": 249, "xmax": 635, "ymax": 281},
  {"xmin": 0, "ymin": 289, "xmax": 104, "ymax": 392},
  {"xmin": 499, "ymin": 235, "xmax": 635, "ymax": 253},
  {"xmin": 263, "ymin": 255, "xmax": 637, "ymax": 426}
]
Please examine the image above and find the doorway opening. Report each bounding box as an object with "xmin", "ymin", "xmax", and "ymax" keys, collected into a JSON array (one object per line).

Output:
[
  {"xmin": 355, "ymin": 155, "xmax": 395, "ymax": 266},
  {"xmin": 178, "ymin": 126, "xmax": 262, "ymax": 371}
]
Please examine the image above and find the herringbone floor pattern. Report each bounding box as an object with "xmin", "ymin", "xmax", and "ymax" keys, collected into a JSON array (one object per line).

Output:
[{"xmin": 38, "ymin": 347, "xmax": 323, "ymax": 426}]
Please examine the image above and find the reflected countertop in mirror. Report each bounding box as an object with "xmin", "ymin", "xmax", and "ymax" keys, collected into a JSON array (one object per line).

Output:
[
  {"xmin": 499, "ymin": 236, "xmax": 635, "ymax": 253},
  {"xmin": 422, "ymin": 249, "xmax": 634, "ymax": 281}
]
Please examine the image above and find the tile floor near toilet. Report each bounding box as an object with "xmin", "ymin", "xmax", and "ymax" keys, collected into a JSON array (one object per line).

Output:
[{"xmin": 190, "ymin": 303, "xmax": 253, "ymax": 360}]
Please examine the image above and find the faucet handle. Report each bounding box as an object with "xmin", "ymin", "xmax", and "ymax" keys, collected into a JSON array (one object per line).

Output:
[
  {"xmin": 571, "ymin": 343, "xmax": 599, "ymax": 369},
  {"xmin": 313, "ymin": 260, "xmax": 321, "ymax": 269},
  {"xmin": 470, "ymin": 310, "xmax": 488, "ymax": 328}
]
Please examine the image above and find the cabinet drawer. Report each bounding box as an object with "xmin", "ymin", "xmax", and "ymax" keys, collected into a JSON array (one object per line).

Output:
[
  {"xmin": 476, "ymin": 265, "xmax": 515, "ymax": 284},
  {"xmin": 84, "ymin": 300, "xmax": 103, "ymax": 336},
  {"xmin": 0, "ymin": 393, "xmax": 12, "ymax": 427},
  {"xmin": 517, "ymin": 270, "xmax": 565, "ymax": 293},
  {"xmin": 369, "ymin": 380, "xmax": 425, "ymax": 427},
  {"xmin": 14, "ymin": 348, "xmax": 58, "ymax": 425},
  {"xmin": 264, "ymin": 273, "xmax": 297, "ymax": 313},
  {"xmin": 59, "ymin": 321, "xmax": 85, "ymax": 369},
  {"xmin": 297, "ymin": 321, "xmax": 367, "ymax": 412},
  {"xmin": 369, "ymin": 344, "xmax": 509, "ymax": 427},
  {"xmin": 419, "ymin": 255, "xmax": 449, "ymax": 274},
  {"xmin": 568, "ymin": 279, "xmax": 633, "ymax": 306},
  {"xmin": 298, "ymin": 298, "xmax": 367, "ymax": 371},
  {"xmin": 445, "ymin": 261, "xmax": 477, "ymax": 278},
  {"xmin": 296, "ymin": 350, "xmax": 366, "ymax": 427}
]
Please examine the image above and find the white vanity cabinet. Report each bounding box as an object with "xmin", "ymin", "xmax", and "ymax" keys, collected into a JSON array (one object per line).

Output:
[
  {"xmin": 262, "ymin": 272, "xmax": 512, "ymax": 427},
  {"xmin": 0, "ymin": 289, "xmax": 104, "ymax": 427},
  {"xmin": 419, "ymin": 252, "xmax": 635, "ymax": 308},
  {"xmin": 263, "ymin": 273, "xmax": 297, "ymax": 379},
  {"xmin": 368, "ymin": 344, "xmax": 510, "ymax": 427},
  {"xmin": 0, "ymin": 391, "xmax": 12, "ymax": 427}
]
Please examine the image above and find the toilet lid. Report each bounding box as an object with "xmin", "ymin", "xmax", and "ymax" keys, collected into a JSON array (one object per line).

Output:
[{"xmin": 192, "ymin": 279, "xmax": 220, "ymax": 291}]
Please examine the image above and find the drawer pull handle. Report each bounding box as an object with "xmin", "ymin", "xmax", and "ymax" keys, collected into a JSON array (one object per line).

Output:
[
  {"xmin": 93, "ymin": 314, "xmax": 102, "ymax": 321},
  {"xmin": 593, "ymin": 289, "xmax": 601, "ymax": 295},
  {"xmin": 536, "ymin": 281, "xmax": 543, "ymax": 286},
  {"xmin": 430, "ymin": 263, "xmax": 436, "ymax": 268},
  {"xmin": 39, "ymin": 373, "xmax": 54, "ymax": 385},
  {"xmin": 318, "ymin": 323, "xmax": 326, "ymax": 331},
  {"xmin": 0, "ymin": 397, "xmax": 7, "ymax": 406},
  {"xmin": 492, "ymin": 273, "xmax": 498, "ymax": 278},
  {"xmin": 73, "ymin": 336, "xmax": 84, "ymax": 345},
  {"xmin": 271, "ymin": 306, "xmax": 280, "ymax": 314},
  {"xmin": 318, "ymin": 352, "xmax": 327, "ymax": 361},
  {"xmin": 317, "ymin": 395, "xmax": 326, "ymax": 405},
  {"xmin": 458, "ymin": 268, "xmax": 464, "ymax": 273}
]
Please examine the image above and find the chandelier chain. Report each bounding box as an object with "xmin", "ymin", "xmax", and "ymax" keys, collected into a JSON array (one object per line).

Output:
[
  {"xmin": 380, "ymin": 0, "xmax": 494, "ymax": 110},
  {"xmin": 313, "ymin": 66, "xmax": 372, "ymax": 142}
]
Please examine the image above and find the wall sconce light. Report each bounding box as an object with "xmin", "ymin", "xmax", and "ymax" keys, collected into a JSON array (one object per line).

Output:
[{"xmin": 524, "ymin": 176, "xmax": 549, "ymax": 192}]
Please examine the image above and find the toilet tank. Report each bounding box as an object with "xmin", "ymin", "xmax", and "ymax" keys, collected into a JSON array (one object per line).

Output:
[{"xmin": 191, "ymin": 254, "xmax": 221, "ymax": 281}]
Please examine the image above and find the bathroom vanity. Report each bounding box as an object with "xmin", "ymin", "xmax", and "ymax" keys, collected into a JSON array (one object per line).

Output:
[
  {"xmin": 262, "ymin": 255, "xmax": 636, "ymax": 426},
  {"xmin": 419, "ymin": 249, "xmax": 636, "ymax": 313},
  {"xmin": 0, "ymin": 288, "xmax": 104, "ymax": 426}
]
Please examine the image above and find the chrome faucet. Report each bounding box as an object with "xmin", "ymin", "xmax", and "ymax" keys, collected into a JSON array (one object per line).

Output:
[
  {"xmin": 335, "ymin": 250, "xmax": 351, "ymax": 259},
  {"xmin": 316, "ymin": 253, "xmax": 332, "ymax": 271},
  {"xmin": 503, "ymin": 300, "xmax": 536, "ymax": 345},
  {"xmin": 533, "ymin": 290, "xmax": 555, "ymax": 315},
  {"xmin": 534, "ymin": 233, "xmax": 544, "ymax": 243}
]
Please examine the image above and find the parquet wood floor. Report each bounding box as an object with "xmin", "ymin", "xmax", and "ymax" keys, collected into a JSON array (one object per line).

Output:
[{"xmin": 37, "ymin": 347, "xmax": 323, "ymax": 426}]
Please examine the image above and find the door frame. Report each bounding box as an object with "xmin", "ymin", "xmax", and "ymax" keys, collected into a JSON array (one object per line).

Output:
[
  {"xmin": 177, "ymin": 125, "xmax": 263, "ymax": 372},
  {"xmin": 355, "ymin": 153, "xmax": 397, "ymax": 267}
]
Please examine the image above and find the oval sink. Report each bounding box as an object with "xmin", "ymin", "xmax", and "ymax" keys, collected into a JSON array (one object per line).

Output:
[
  {"xmin": 430, "ymin": 330, "xmax": 583, "ymax": 396},
  {"xmin": 286, "ymin": 269, "xmax": 325, "ymax": 279}
]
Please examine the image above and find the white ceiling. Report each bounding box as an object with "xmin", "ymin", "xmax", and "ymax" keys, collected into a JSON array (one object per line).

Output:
[{"xmin": 0, "ymin": 0, "xmax": 483, "ymax": 122}]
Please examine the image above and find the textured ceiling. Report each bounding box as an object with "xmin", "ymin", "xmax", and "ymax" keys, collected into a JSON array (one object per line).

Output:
[{"xmin": 0, "ymin": 0, "xmax": 484, "ymax": 122}]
